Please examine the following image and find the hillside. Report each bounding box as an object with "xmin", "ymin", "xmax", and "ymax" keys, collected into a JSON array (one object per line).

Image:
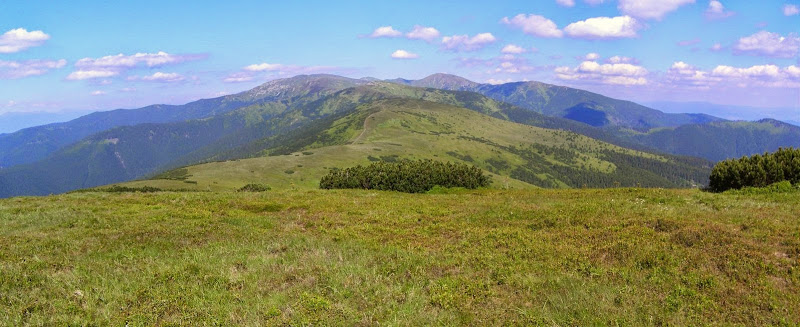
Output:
[
  {"xmin": 392, "ymin": 73, "xmax": 723, "ymax": 131},
  {"xmin": 623, "ymin": 119, "xmax": 800, "ymax": 161},
  {"xmin": 0, "ymin": 75, "xmax": 365, "ymax": 168},
  {"xmin": 2, "ymin": 80, "xmax": 712, "ymax": 198},
  {"xmin": 118, "ymin": 98, "xmax": 709, "ymax": 192},
  {"xmin": 2, "ymin": 188, "xmax": 798, "ymax": 324}
]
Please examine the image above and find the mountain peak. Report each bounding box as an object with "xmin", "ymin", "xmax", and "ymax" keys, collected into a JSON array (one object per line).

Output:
[
  {"xmin": 413, "ymin": 73, "xmax": 478, "ymax": 90},
  {"xmin": 235, "ymin": 74, "xmax": 365, "ymax": 101}
]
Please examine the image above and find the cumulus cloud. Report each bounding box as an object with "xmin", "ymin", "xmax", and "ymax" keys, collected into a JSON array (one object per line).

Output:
[
  {"xmin": 500, "ymin": 14, "xmax": 564, "ymax": 38},
  {"xmin": 733, "ymin": 31, "xmax": 800, "ymax": 58},
  {"xmin": 0, "ymin": 28, "xmax": 50, "ymax": 53},
  {"xmin": 556, "ymin": 0, "xmax": 575, "ymax": 7},
  {"xmin": 441, "ymin": 33, "xmax": 497, "ymax": 51},
  {"xmin": 784, "ymin": 4, "xmax": 799, "ymax": 16},
  {"xmin": 617, "ymin": 0, "xmax": 695, "ymax": 20},
  {"xmin": 705, "ymin": 1, "xmax": 735, "ymax": 19},
  {"xmin": 369, "ymin": 26, "xmax": 402, "ymax": 38},
  {"xmin": 606, "ymin": 55, "xmax": 638, "ymax": 64},
  {"xmin": 67, "ymin": 51, "xmax": 205, "ymax": 81},
  {"xmin": 563, "ymin": 16, "xmax": 642, "ymax": 39},
  {"xmin": 223, "ymin": 72, "xmax": 255, "ymax": 83},
  {"xmin": 66, "ymin": 69, "xmax": 118, "ymax": 81},
  {"xmin": 91, "ymin": 90, "xmax": 106, "ymax": 96},
  {"xmin": 585, "ymin": 53, "xmax": 601, "ymax": 60},
  {"xmin": 665, "ymin": 61, "xmax": 800, "ymax": 89},
  {"xmin": 391, "ymin": 49, "xmax": 419, "ymax": 59},
  {"xmin": 501, "ymin": 44, "xmax": 527, "ymax": 54},
  {"xmin": 555, "ymin": 60, "xmax": 649, "ymax": 85},
  {"xmin": 406, "ymin": 25, "xmax": 440, "ymax": 42},
  {"xmin": 244, "ymin": 63, "xmax": 284, "ymax": 72},
  {"xmin": 0, "ymin": 59, "xmax": 66, "ymax": 79},
  {"xmin": 486, "ymin": 78, "xmax": 512, "ymax": 85},
  {"xmin": 710, "ymin": 43, "xmax": 724, "ymax": 51},
  {"xmin": 132, "ymin": 72, "xmax": 185, "ymax": 82}
]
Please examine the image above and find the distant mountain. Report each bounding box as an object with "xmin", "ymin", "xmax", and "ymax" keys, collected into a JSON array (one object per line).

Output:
[
  {"xmin": 644, "ymin": 101, "xmax": 800, "ymax": 123},
  {"xmin": 0, "ymin": 79, "xmax": 710, "ymax": 197},
  {"xmin": 391, "ymin": 73, "xmax": 724, "ymax": 131},
  {"xmin": 116, "ymin": 98, "xmax": 710, "ymax": 193},
  {"xmin": 0, "ymin": 74, "xmax": 365, "ymax": 168},
  {"xmin": 0, "ymin": 111, "xmax": 94, "ymax": 134},
  {"xmin": 623, "ymin": 119, "xmax": 800, "ymax": 161}
]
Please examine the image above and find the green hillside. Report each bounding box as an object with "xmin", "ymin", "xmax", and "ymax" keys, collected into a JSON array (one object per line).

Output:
[
  {"xmin": 2, "ymin": 188, "xmax": 798, "ymax": 325},
  {"xmin": 2, "ymin": 80, "xmax": 711, "ymax": 198},
  {"xmin": 624, "ymin": 119, "xmax": 800, "ymax": 162},
  {"xmin": 118, "ymin": 98, "xmax": 709, "ymax": 192},
  {"xmin": 0, "ymin": 74, "xmax": 365, "ymax": 168},
  {"xmin": 395, "ymin": 73, "xmax": 723, "ymax": 131}
]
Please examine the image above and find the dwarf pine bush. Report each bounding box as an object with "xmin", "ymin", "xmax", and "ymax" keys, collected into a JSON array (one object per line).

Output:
[
  {"xmin": 319, "ymin": 159, "xmax": 489, "ymax": 193},
  {"xmin": 708, "ymin": 147, "xmax": 800, "ymax": 192}
]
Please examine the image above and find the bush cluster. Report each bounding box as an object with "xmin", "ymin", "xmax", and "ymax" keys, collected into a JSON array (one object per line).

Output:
[
  {"xmin": 237, "ymin": 183, "xmax": 272, "ymax": 192},
  {"xmin": 708, "ymin": 147, "xmax": 800, "ymax": 192},
  {"xmin": 319, "ymin": 159, "xmax": 490, "ymax": 193}
]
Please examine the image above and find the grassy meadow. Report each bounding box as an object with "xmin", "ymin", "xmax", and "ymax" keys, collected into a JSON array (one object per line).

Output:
[{"xmin": 1, "ymin": 187, "xmax": 798, "ymax": 325}]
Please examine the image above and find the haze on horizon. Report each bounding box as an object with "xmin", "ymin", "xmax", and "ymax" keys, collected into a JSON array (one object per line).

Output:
[{"xmin": 1, "ymin": 0, "xmax": 798, "ymax": 121}]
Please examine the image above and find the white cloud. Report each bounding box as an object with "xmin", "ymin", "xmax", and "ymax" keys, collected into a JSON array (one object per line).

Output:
[
  {"xmin": 710, "ymin": 43, "xmax": 723, "ymax": 51},
  {"xmin": 556, "ymin": 0, "xmax": 575, "ymax": 7},
  {"xmin": 66, "ymin": 69, "xmax": 118, "ymax": 80},
  {"xmin": 67, "ymin": 51, "xmax": 205, "ymax": 81},
  {"xmin": 441, "ymin": 33, "xmax": 497, "ymax": 51},
  {"xmin": 135, "ymin": 72, "xmax": 185, "ymax": 82},
  {"xmin": 91, "ymin": 90, "xmax": 106, "ymax": 96},
  {"xmin": 585, "ymin": 52, "xmax": 601, "ymax": 60},
  {"xmin": 223, "ymin": 72, "xmax": 255, "ymax": 83},
  {"xmin": 501, "ymin": 44, "xmax": 527, "ymax": 54},
  {"xmin": 584, "ymin": 0, "xmax": 606, "ymax": 4},
  {"xmin": 0, "ymin": 28, "xmax": 50, "ymax": 53},
  {"xmin": 0, "ymin": 59, "xmax": 66, "ymax": 79},
  {"xmin": 75, "ymin": 52, "xmax": 203, "ymax": 69},
  {"xmin": 606, "ymin": 55, "xmax": 637, "ymax": 64},
  {"xmin": 665, "ymin": 61, "xmax": 800, "ymax": 89},
  {"xmin": 486, "ymin": 78, "xmax": 512, "ymax": 85},
  {"xmin": 784, "ymin": 4, "xmax": 799, "ymax": 16},
  {"xmin": 369, "ymin": 26, "xmax": 402, "ymax": 38},
  {"xmin": 555, "ymin": 60, "xmax": 649, "ymax": 85},
  {"xmin": 617, "ymin": 0, "xmax": 695, "ymax": 20},
  {"xmin": 119, "ymin": 87, "xmax": 137, "ymax": 92},
  {"xmin": 500, "ymin": 14, "xmax": 564, "ymax": 38},
  {"xmin": 406, "ymin": 25, "xmax": 440, "ymax": 42},
  {"xmin": 563, "ymin": 16, "xmax": 642, "ymax": 39},
  {"xmin": 734, "ymin": 31, "xmax": 800, "ymax": 58},
  {"xmin": 705, "ymin": 1, "xmax": 735, "ymax": 19},
  {"xmin": 244, "ymin": 63, "xmax": 284, "ymax": 71},
  {"xmin": 391, "ymin": 50, "xmax": 419, "ymax": 59}
]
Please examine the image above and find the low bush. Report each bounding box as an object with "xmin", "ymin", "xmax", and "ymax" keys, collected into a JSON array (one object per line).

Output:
[
  {"xmin": 709, "ymin": 147, "xmax": 800, "ymax": 192},
  {"xmin": 237, "ymin": 183, "xmax": 272, "ymax": 192},
  {"xmin": 319, "ymin": 159, "xmax": 490, "ymax": 193},
  {"xmin": 102, "ymin": 186, "xmax": 163, "ymax": 193}
]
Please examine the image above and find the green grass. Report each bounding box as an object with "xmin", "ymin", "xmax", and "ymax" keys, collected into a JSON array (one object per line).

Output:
[{"xmin": 1, "ymin": 188, "xmax": 798, "ymax": 325}]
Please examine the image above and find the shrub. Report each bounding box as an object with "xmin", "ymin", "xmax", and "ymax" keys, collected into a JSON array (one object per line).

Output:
[
  {"xmin": 237, "ymin": 183, "xmax": 272, "ymax": 192},
  {"xmin": 102, "ymin": 186, "xmax": 163, "ymax": 193},
  {"xmin": 319, "ymin": 159, "xmax": 490, "ymax": 193},
  {"xmin": 708, "ymin": 147, "xmax": 800, "ymax": 192}
]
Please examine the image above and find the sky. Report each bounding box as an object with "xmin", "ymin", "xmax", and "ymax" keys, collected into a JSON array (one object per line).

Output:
[{"xmin": 0, "ymin": 0, "xmax": 798, "ymax": 118}]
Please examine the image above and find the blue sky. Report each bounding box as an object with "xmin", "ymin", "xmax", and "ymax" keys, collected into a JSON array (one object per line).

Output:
[{"xmin": 1, "ymin": 0, "xmax": 798, "ymax": 117}]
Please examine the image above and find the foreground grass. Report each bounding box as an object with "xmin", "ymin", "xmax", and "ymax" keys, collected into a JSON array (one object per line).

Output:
[{"xmin": 1, "ymin": 188, "xmax": 798, "ymax": 325}]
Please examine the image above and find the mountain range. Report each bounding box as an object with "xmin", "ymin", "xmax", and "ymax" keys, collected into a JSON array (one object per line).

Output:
[{"xmin": 1, "ymin": 73, "xmax": 798, "ymax": 197}]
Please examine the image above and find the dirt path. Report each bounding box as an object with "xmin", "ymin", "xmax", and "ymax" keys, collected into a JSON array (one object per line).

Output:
[{"xmin": 353, "ymin": 110, "xmax": 379, "ymax": 144}]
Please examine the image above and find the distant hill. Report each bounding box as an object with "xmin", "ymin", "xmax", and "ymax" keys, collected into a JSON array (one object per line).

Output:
[
  {"xmin": 623, "ymin": 119, "xmax": 800, "ymax": 161},
  {"xmin": 0, "ymin": 74, "xmax": 365, "ymax": 168},
  {"xmin": 0, "ymin": 79, "xmax": 711, "ymax": 197},
  {"xmin": 0, "ymin": 111, "xmax": 93, "ymax": 134},
  {"xmin": 644, "ymin": 101, "xmax": 800, "ymax": 123},
  {"xmin": 117, "ymin": 98, "xmax": 710, "ymax": 192},
  {"xmin": 391, "ymin": 73, "xmax": 723, "ymax": 131}
]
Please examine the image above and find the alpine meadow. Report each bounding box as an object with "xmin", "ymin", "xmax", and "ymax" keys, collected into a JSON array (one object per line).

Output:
[{"xmin": 1, "ymin": 1, "xmax": 799, "ymax": 325}]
